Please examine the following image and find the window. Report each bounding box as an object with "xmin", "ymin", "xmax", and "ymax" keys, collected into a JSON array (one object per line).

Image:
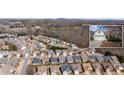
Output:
[{"xmin": 99, "ymin": 31, "xmax": 100, "ymax": 33}]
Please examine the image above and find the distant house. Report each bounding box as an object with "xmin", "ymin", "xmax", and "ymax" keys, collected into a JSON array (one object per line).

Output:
[
  {"xmin": 96, "ymin": 55, "xmax": 105, "ymax": 62},
  {"xmin": 66, "ymin": 56, "xmax": 74, "ymax": 63},
  {"xmin": 47, "ymin": 50, "xmax": 56, "ymax": 57},
  {"xmin": 82, "ymin": 63, "xmax": 93, "ymax": 74},
  {"xmin": 49, "ymin": 65, "xmax": 61, "ymax": 75},
  {"xmin": 111, "ymin": 56, "xmax": 119, "ymax": 62},
  {"xmin": 88, "ymin": 55, "xmax": 97, "ymax": 62},
  {"xmin": 58, "ymin": 56, "xmax": 66, "ymax": 63},
  {"xmin": 61, "ymin": 50, "xmax": 68, "ymax": 56},
  {"xmin": 121, "ymin": 63, "xmax": 124, "ymax": 69},
  {"xmin": 92, "ymin": 62, "xmax": 103, "ymax": 70},
  {"xmin": 101, "ymin": 62, "xmax": 116, "ymax": 75},
  {"xmin": 0, "ymin": 57, "xmax": 18, "ymax": 65},
  {"xmin": 0, "ymin": 64, "xmax": 16, "ymax": 75},
  {"xmin": 0, "ymin": 41, "xmax": 9, "ymax": 50},
  {"xmin": 34, "ymin": 66, "xmax": 48, "ymax": 75},
  {"xmin": 110, "ymin": 56, "xmax": 123, "ymax": 71},
  {"xmin": 32, "ymin": 58, "xmax": 41, "ymax": 65},
  {"xmin": 71, "ymin": 64, "xmax": 83, "ymax": 75},
  {"xmin": 102, "ymin": 62, "xmax": 114, "ymax": 71},
  {"xmin": 92, "ymin": 62, "xmax": 104, "ymax": 75},
  {"xmin": 89, "ymin": 48, "xmax": 96, "ymax": 54},
  {"xmin": 93, "ymin": 30, "xmax": 106, "ymax": 40},
  {"xmin": 103, "ymin": 56, "xmax": 113, "ymax": 62},
  {"xmin": 55, "ymin": 50, "xmax": 62, "ymax": 56},
  {"xmin": 49, "ymin": 57, "xmax": 59, "ymax": 64},
  {"xmin": 80, "ymin": 55, "xmax": 88, "ymax": 62},
  {"xmin": 7, "ymin": 58, "xmax": 19, "ymax": 66},
  {"xmin": 60, "ymin": 64, "xmax": 72, "ymax": 75},
  {"xmin": 41, "ymin": 56, "xmax": 49, "ymax": 64},
  {"xmin": 73, "ymin": 55, "xmax": 82, "ymax": 63}
]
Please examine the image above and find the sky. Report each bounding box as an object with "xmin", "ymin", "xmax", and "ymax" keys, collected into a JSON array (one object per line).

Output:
[{"xmin": 89, "ymin": 25, "xmax": 110, "ymax": 32}]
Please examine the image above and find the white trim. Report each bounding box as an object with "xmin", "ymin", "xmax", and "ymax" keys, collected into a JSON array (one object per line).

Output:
[{"xmin": 89, "ymin": 25, "xmax": 123, "ymax": 48}]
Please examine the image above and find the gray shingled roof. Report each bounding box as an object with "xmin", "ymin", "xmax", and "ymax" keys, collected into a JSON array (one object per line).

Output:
[
  {"xmin": 71, "ymin": 64, "xmax": 82, "ymax": 73},
  {"xmin": 80, "ymin": 55, "xmax": 88, "ymax": 62},
  {"xmin": 49, "ymin": 57, "xmax": 58, "ymax": 64},
  {"xmin": 66, "ymin": 56, "xmax": 74, "ymax": 63},
  {"xmin": 60, "ymin": 64, "xmax": 72, "ymax": 74},
  {"xmin": 32, "ymin": 58, "xmax": 41, "ymax": 65},
  {"xmin": 101, "ymin": 62, "xmax": 114, "ymax": 70},
  {"xmin": 58, "ymin": 56, "xmax": 66, "ymax": 63},
  {"xmin": 48, "ymin": 50, "xmax": 55, "ymax": 55},
  {"xmin": 103, "ymin": 56, "xmax": 112, "ymax": 62},
  {"xmin": 73, "ymin": 55, "xmax": 82, "ymax": 62},
  {"xmin": 96, "ymin": 56, "xmax": 105, "ymax": 62}
]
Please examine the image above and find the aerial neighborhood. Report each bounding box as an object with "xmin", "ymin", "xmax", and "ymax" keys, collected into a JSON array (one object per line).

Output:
[{"xmin": 0, "ymin": 19, "xmax": 124, "ymax": 75}]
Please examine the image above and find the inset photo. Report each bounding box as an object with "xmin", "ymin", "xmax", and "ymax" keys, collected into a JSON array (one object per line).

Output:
[{"xmin": 89, "ymin": 25, "xmax": 123, "ymax": 48}]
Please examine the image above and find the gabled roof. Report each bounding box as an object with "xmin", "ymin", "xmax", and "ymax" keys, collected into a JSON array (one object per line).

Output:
[
  {"xmin": 36, "ymin": 66, "xmax": 48, "ymax": 75},
  {"xmin": 71, "ymin": 64, "xmax": 82, "ymax": 73},
  {"xmin": 92, "ymin": 62, "xmax": 103, "ymax": 70},
  {"xmin": 50, "ymin": 65, "xmax": 61, "ymax": 75},
  {"xmin": 82, "ymin": 63, "xmax": 93, "ymax": 71},
  {"xmin": 32, "ymin": 58, "xmax": 41, "ymax": 65},
  {"xmin": 58, "ymin": 56, "xmax": 66, "ymax": 63},
  {"xmin": 49, "ymin": 57, "xmax": 58, "ymax": 64},
  {"xmin": 103, "ymin": 56, "xmax": 112, "ymax": 62},
  {"xmin": 55, "ymin": 50, "xmax": 62, "ymax": 54},
  {"xmin": 73, "ymin": 55, "xmax": 82, "ymax": 62},
  {"xmin": 80, "ymin": 55, "xmax": 88, "ymax": 62},
  {"xmin": 66, "ymin": 56, "xmax": 74, "ymax": 63},
  {"xmin": 41, "ymin": 56, "xmax": 49, "ymax": 64},
  {"xmin": 96, "ymin": 56, "xmax": 105, "ymax": 62},
  {"xmin": 101, "ymin": 62, "xmax": 114, "ymax": 70},
  {"xmin": 48, "ymin": 50, "xmax": 55, "ymax": 55},
  {"xmin": 60, "ymin": 64, "xmax": 72, "ymax": 73},
  {"xmin": 95, "ymin": 29, "xmax": 105, "ymax": 34},
  {"xmin": 111, "ymin": 56, "xmax": 119, "ymax": 61}
]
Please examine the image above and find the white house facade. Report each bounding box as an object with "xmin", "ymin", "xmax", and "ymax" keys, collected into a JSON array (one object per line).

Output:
[{"xmin": 94, "ymin": 30, "xmax": 106, "ymax": 40}]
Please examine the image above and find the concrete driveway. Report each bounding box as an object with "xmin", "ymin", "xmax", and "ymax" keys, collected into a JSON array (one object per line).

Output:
[{"xmin": 89, "ymin": 40, "xmax": 103, "ymax": 48}]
